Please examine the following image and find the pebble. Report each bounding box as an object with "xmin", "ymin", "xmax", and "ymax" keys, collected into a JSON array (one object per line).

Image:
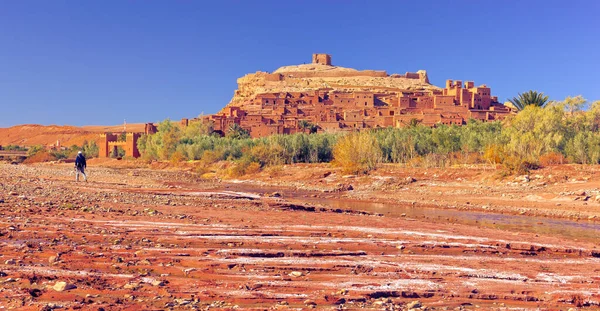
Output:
[
  {"xmin": 48, "ymin": 255, "xmax": 59, "ymax": 264},
  {"xmin": 407, "ymin": 300, "xmax": 422, "ymax": 309},
  {"xmin": 123, "ymin": 283, "xmax": 139, "ymax": 289},
  {"xmin": 289, "ymin": 271, "xmax": 303, "ymax": 277},
  {"xmin": 151, "ymin": 280, "xmax": 165, "ymax": 286},
  {"xmin": 53, "ymin": 281, "xmax": 76, "ymax": 291},
  {"xmin": 303, "ymin": 299, "xmax": 316, "ymax": 306}
]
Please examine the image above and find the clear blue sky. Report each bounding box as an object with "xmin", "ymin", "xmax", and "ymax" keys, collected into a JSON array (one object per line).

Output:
[{"xmin": 1, "ymin": 1, "xmax": 599, "ymax": 127}]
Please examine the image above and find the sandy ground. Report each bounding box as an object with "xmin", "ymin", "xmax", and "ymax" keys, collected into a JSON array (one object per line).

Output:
[
  {"xmin": 1, "ymin": 162, "xmax": 600, "ymax": 310},
  {"xmin": 0, "ymin": 124, "xmax": 146, "ymax": 147}
]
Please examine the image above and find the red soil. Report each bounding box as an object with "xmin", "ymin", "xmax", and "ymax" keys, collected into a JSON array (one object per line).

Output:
[{"xmin": 1, "ymin": 163, "xmax": 599, "ymax": 310}]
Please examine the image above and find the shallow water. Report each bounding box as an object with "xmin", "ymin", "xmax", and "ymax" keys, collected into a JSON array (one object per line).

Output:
[
  {"xmin": 304, "ymin": 197, "xmax": 600, "ymax": 243},
  {"xmin": 223, "ymin": 183, "xmax": 600, "ymax": 243}
]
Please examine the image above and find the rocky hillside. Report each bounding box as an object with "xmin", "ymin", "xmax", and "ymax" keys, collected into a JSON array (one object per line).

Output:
[{"xmin": 226, "ymin": 61, "xmax": 439, "ymax": 108}]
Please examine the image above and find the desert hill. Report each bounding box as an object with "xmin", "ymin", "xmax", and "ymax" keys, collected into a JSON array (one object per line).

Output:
[{"xmin": 0, "ymin": 123, "xmax": 145, "ymax": 147}]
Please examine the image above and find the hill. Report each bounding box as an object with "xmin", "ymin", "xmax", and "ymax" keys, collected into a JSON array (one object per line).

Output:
[
  {"xmin": 226, "ymin": 54, "xmax": 436, "ymax": 109},
  {"xmin": 0, "ymin": 123, "xmax": 146, "ymax": 147}
]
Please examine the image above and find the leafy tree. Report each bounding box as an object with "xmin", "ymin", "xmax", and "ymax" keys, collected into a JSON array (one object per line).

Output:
[
  {"xmin": 27, "ymin": 145, "xmax": 46, "ymax": 157},
  {"xmin": 82, "ymin": 140, "xmax": 99, "ymax": 158},
  {"xmin": 561, "ymin": 95, "xmax": 587, "ymax": 115},
  {"xmin": 508, "ymin": 91, "xmax": 550, "ymax": 111},
  {"xmin": 226, "ymin": 124, "xmax": 250, "ymax": 140},
  {"xmin": 298, "ymin": 120, "xmax": 318, "ymax": 134},
  {"xmin": 111, "ymin": 146, "xmax": 126, "ymax": 158},
  {"xmin": 408, "ymin": 118, "xmax": 421, "ymax": 127},
  {"xmin": 184, "ymin": 118, "xmax": 214, "ymax": 139},
  {"xmin": 333, "ymin": 131, "xmax": 382, "ymax": 174},
  {"xmin": 502, "ymin": 105, "xmax": 565, "ymax": 162}
]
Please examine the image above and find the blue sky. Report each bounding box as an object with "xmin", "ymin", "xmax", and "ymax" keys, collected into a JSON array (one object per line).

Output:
[{"xmin": 1, "ymin": 1, "xmax": 599, "ymax": 127}]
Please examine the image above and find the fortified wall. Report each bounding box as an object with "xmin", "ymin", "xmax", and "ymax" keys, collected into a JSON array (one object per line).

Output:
[{"xmin": 97, "ymin": 123, "xmax": 157, "ymax": 158}]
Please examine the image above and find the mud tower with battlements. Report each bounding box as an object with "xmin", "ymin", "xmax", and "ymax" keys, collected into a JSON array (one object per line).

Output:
[
  {"xmin": 98, "ymin": 123, "xmax": 157, "ymax": 158},
  {"xmin": 312, "ymin": 53, "xmax": 332, "ymax": 66}
]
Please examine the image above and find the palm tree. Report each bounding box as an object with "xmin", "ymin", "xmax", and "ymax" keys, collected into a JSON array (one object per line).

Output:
[
  {"xmin": 507, "ymin": 91, "xmax": 549, "ymax": 111},
  {"xmin": 298, "ymin": 120, "xmax": 318, "ymax": 134},
  {"xmin": 226, "ymin": 124, "xmax": 250, "ymax": 139}
]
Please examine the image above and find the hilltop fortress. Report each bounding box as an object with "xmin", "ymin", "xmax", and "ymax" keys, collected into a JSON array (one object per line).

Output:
[{"xmin": 192, "ymin": 54, "xmax": 512, "ymax": 138}]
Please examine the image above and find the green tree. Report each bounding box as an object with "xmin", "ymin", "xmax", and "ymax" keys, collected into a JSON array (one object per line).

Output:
[
  {"xmin": 408, "ymin": 118, "xmax": 421, "ymax": 127},
  {"xmin": 502, "ymin": 105, "xmax": 566, "ymax": 162},
  {"xmin": 298, "ymin": 120, "xmax": 318, "ymax": 134},
  {"xmin": 82, "ymin": 140, "xmax": 99, "ymax": 158},
  {"xmin": 226, "ymin": 124, "xmax": 250, "ymax": 140},
  {"xmin": 560, "ymin": 95, "xmax": 587, "ymax": 115},
  {"xmin": 27, "ymin": 145, "xmax": 46, "ymax": 157},
  {"xmin": 183, "ymin": 118, "xmax": 214, "ymax": 139},
  {"xmin": 508, "ymin": 90, "xmax": 550, "ymax": 111}
]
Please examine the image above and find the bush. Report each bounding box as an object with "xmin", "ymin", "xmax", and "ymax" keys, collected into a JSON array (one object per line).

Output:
[
  {"xmin": 227, "ymin": 159, "xmax": 261, "ymax": 177},
  {"xmin": 483, "ymin": 144, "xmax": 503, "ymax": 164},
  {"xmin": 539, "ymin": 152, "xmax": 566, "ymax": 166},
  {"xmin": 333, "ymin": 131, "xmax": 382, "ymax": 174},
  {"xmin": 501, "ymin": 156, "xmax": 539, "ymax": 175},
  {"xmin": 170, "ymin": 151, "xmax": 186, "ymax": 165},
  {"xmin": 82, "ymin": 140, "xmax": 99, "ymax": 158}
]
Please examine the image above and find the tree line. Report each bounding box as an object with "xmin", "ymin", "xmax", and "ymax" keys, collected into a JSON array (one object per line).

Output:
[{"xmin": 135, "ymin": 94, "xmax": 600, "ymax": 175}]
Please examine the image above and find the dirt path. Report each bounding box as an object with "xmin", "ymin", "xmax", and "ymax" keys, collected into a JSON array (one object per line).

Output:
[{"xmin": 1, "ymin": 163, "xmax": 599, "ymax": 310}]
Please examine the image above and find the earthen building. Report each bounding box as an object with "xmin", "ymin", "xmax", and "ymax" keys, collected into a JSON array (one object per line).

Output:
[{"xmin": 196, "ymin": 54, "xmax": 512, "ymax": 138}]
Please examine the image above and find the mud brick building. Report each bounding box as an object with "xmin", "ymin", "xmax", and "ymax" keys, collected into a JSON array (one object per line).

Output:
[{"xmin": 194, "ymin": 54, "xmax": 513, "ymax": 138}]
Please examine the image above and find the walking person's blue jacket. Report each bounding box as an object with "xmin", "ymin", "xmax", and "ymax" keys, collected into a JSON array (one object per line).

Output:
[
  {"xmin": 75, "ymin": 151, "xmax": 88, "ymax": 182},
  {"xmin": 75, "ymin": 153, "xmax": 86, "ymax": 168}
]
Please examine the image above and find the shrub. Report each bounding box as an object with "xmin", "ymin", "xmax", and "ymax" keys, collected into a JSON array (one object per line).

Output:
[
  {"xmin": 333, "ymin": 131, "xmax": 382, "ymax": 174},
  {"xmin": 227, "ymin": 159, "xmax": 261, "ymax": 177},
  {"xmin": 483, "ymin": 144, "xmax": 503, "ymax": 164},
  {"xmin": 200, "ymin": 150, "xmax": 224, "ymax": 166},
  {"xmin": 170, "ymin": 151, "xmax": 186, "ymax": 165},
  {"xmin": 539, "ymin": 152, "xmax": 566, "ymax": 166},
  {"xmin": 501, "ymin": 155, "xmax": 539, "ymax": 175},
  {"xmin": 249, "ymin": 143, "xmax": 285, "ymax": 167}
]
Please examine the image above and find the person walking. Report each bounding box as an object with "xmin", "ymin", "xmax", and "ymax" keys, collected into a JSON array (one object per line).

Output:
[{"xmin": 75, "ymin": 151, "xmax": 87, "ymax": 182}]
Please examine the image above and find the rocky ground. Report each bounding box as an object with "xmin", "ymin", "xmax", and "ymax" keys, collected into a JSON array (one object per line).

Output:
[
  {"xmin": 234, "ymin": 163, "xmax": 600, "ymax": 222},
  {"xmin": 1, "ymin": 162, "xmax": 599, "ymax": 310}
]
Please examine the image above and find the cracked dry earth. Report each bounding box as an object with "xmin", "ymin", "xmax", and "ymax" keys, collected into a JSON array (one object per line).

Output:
[{"xmin": 1, "ymin": 164, "xmax": 600, "ymax": 310}]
